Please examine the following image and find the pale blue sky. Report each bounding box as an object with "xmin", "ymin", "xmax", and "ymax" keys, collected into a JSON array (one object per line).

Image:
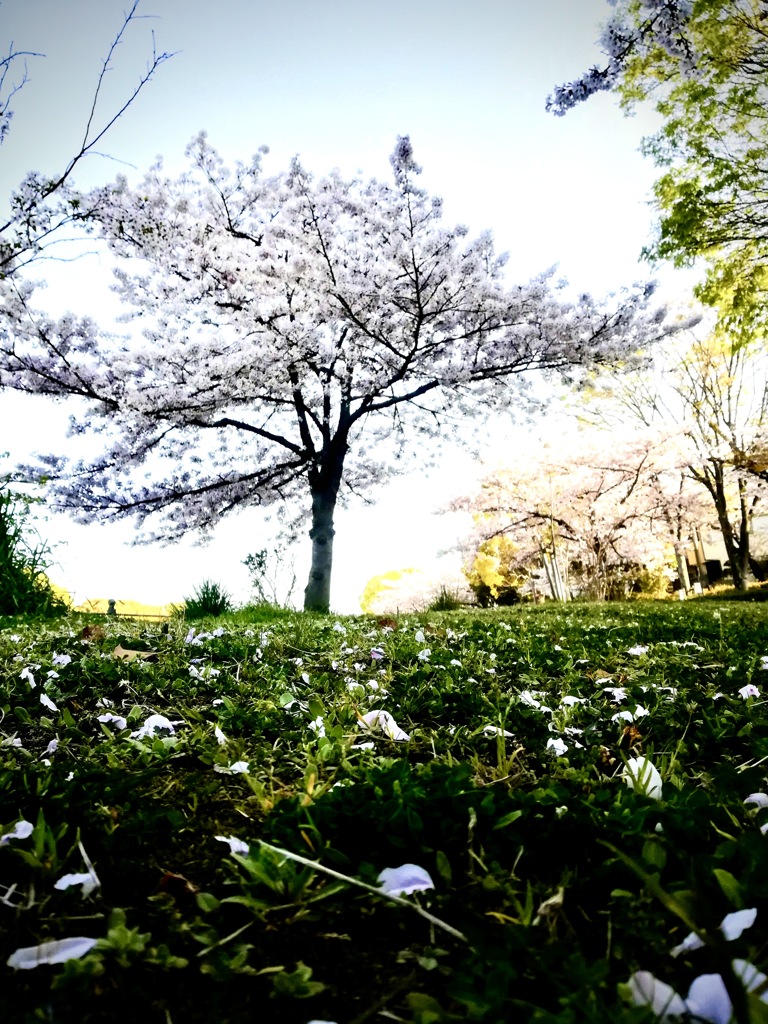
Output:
[{"xmin": 0, "ymin": 0, "xmax": 694, "ymax": 610}]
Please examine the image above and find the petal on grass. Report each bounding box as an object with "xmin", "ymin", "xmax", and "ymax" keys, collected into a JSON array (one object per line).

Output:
[
  {"xmin": 131, "ymin": 714, "xmax": 176, "ymax": 740},
  {"xmin": 378, "ymin": 864, "xmax": 435, "ymax": 897},
  {"xmin": 546, "ymin": 737, "xmax": 568, "ymax": 757},
  {"xmin": 54, "ymin": 871, "xmax": 100, "ymax": 897},
  {"xmin": 720, "ymin": 908, "xmax": 757, "ymax": 941},
  {"xmin": 215, "ymin": 835, "xmax": 250, "ymax": 856},
  {"xmin": 627, "ymin": 971, "xmax": 687, "ymax": 1019},
  {"xmin": 685, "ymin": 973, "xmax": 732, "ymax": 1024},
  {"xmin": 7, "ymin": 936, "xmax": 98, "ymax": 969},
  {"xmin": 733, "ymin": 959, "xmax": 768, "ymax": 1000},
  {"xmin": 744, "ymin": 792, "xmax": 768, "ymax": 810},
  {"xmin": 671, "ymin": 931, "xmax": 705, "ymax": 957},
  {"xmin": 359, "ymin": 710, "xmax": 410, "ymax": 742},
  {"xmin": 1, "ymin": 820, "xmax": 34, "ymax": 844},
  {"xmin": 623, "ymin": 757, "xmax": 663, "ymax": 800},
  {"xmin": 97, "ymin": 713, "xmax": 128, "ymax": 731},
  {"xmin": 739, "ymin": 684, "xmax": 760, "ymax": 699}
]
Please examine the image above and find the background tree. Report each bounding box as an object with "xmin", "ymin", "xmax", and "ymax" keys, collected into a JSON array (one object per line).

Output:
[
  {"xmin": 584, "ymin": 331, "xmax": 768, "ymax": 589},
  {"xmin": 549, "ymin": 0, "xmax": 768, "ymax": 342},
  {"xmin": 454, "ymin": 429, "xmax": 706, "ymax": 601},
  {"xmin": 1, "ymin": 135, "xmax": 678, "ymax": 612}
]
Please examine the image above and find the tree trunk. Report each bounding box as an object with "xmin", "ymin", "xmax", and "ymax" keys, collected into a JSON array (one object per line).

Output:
[
  {"xmin": 708, "ymin": 464, "xmax": 751, "ymax": 591},
  {"xmin": 303, "ymin": 485, "xmax": 339, "ymax": 613}
]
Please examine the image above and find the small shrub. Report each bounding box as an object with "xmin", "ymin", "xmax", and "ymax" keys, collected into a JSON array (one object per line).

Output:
[{"xmin": 181, "ymin": 579, "xmax": 233, "ymax": 618}]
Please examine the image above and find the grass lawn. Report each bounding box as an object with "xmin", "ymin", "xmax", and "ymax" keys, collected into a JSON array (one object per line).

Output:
[{"xmin": 1, "ymin": 600, "xmax": 767, "ymax": 1023}]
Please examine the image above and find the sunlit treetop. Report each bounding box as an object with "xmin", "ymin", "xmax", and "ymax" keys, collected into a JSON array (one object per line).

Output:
[{"xmin": 550, "ymin": 1, "xmax": 768, "ymax": 343}]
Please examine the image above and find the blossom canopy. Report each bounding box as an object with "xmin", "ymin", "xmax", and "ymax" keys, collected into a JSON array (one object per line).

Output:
[{"xmin": 2, "ymin": 136, "xmax": 678, "ymax": 611}]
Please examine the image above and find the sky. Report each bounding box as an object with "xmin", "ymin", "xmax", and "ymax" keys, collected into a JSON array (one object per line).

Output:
[{"xmin": 0, "ymin": 0, "xmax": 698, "ymax": 612}]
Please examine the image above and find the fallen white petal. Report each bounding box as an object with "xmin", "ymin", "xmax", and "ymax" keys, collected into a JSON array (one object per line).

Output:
[
  {"xmin": 20, "ymin": 667, "xmax": 36, "ymax": 688},
  {"xmin": 739, "ymin": 684, "xmax": 760, "ymax": 699},
  {"xmin": 97, "ymin": 713, "xmax": 127, "ymax": 731},
  {"xmin": 546, "ymin": 737, "xmax": 568, "ymax": 757},
  {"xmin": 744, "ymin": 792, "xmax": 768, "ymax": 810},
  {"xmin": 308, "ymin": 716, "xmax": 326, "ymax": 738},
  {"xmin": 519, "ymin": 690, "xmax": 541, "ymax": 708},
  {"xmin": 214, "ymin": 725, "xmax": 228, "ymax": 745},
  {"xmin": 215, "ymin": 835, "xmax": 250, "ymax": 856},
  {"xmin": 7, "ymin": 936, "xmax": 98, "ymax": 969},
  {"xmin": 54, "ymin": 871, "xmax": 100, "ymax": 897},
  {"xmin": 359, "ymin": 710, "xmax": 410, "ymax": 742},
  {"xmin": 131, "ymin": 714, "xmax": 176, "ymax": 740},
  {"xmin": 611, "ymin": 710, "xmax": 634, "ymax": 723},
  {"xmin": 733, "ymin": 958, "xmax": 768, "ymax": 1000},
  {"xmin": 0, "ymin": 820, "xmax": 34, "ymax": 844},
  {"xmin": 671, "ymin": 931, "xmax": 705, "ymax": 957},
  {"xmin": 482, "ymin": 725, "xmax": 514, "ymax": 737},
  {"xmin": 378, "ymin": 863, "xmax": 435, "ymax": 897},
  {"xmin": 40, "ymin": 694, "xmax": 58, "ymax": 712},
  {"xmin": 627, "ymin": 971, "xmax": 687, "ymax": 1019},
  {"xmin": 623, "ymin": 757, "xmax": 663, "ymax": 800},
  {"xmin": 720, "ymin": 908, "xmax": 757, "ymax": 942},
  {"xmin": 685, "ymin": 973, "xmax": 731, "ymax": 1024}
]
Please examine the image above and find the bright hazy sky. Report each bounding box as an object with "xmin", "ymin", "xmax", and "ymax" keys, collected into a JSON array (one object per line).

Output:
[{"xmin": 0, "ymin": 0, "xmax": 696, "ymax": 612}]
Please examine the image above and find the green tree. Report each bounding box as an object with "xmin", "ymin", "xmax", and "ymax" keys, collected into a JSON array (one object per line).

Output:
[{"xmin": 550, "ymin": 0, "xmax": 768, "ymax": 342}]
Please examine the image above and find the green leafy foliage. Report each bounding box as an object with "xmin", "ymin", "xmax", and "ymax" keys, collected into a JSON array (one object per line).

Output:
[
  {"xmin": 0, "ymin": 601, "xmax": 767, "ymax": 1022},
  {"xmin": 565, "ymin": 1, "xmax": 768, "ymax": 343},
  {"xmin": 0, "ymin": 478, "xmax": 68, "ymax": 617}
]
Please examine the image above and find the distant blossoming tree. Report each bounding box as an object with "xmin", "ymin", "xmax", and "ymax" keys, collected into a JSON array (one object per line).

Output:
[
  {"xmin": 3, "ymin": 135, "xmax": 680, "ymax": 612},
  {"xmin": 454, "ymin": 429, "xmax": 708, "ymax": 600}
]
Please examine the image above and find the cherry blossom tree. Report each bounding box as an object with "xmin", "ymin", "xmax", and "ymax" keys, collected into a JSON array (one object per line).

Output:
[
  {"xmin": 455, "ymin": 429, "xmax": 708, "ymax": 601},
  {"xmin": 0, "ymin": 27, "xmax": 41, "ymax": 146},
  {"xmin": 0, "ymin": 1, "xmax": 172, "ymax": 279},
  {"xmin": 2, "ymin": 134, "xmax": 681, "ymax": 612}
]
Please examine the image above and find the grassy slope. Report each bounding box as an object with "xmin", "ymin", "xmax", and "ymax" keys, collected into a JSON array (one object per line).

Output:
[{"xmin": 0, "ymin": 601, "xmax": 767, "ymax": 1023}]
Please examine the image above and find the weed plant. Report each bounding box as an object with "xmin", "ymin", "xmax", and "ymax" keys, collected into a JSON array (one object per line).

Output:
[
  {"xmin": 0, "ymin": 601, "xmax": 767, "ymax": 1023},
  {"xmin": 181, "ymin": 579, "xmax": 234, "ymax": 618}
]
